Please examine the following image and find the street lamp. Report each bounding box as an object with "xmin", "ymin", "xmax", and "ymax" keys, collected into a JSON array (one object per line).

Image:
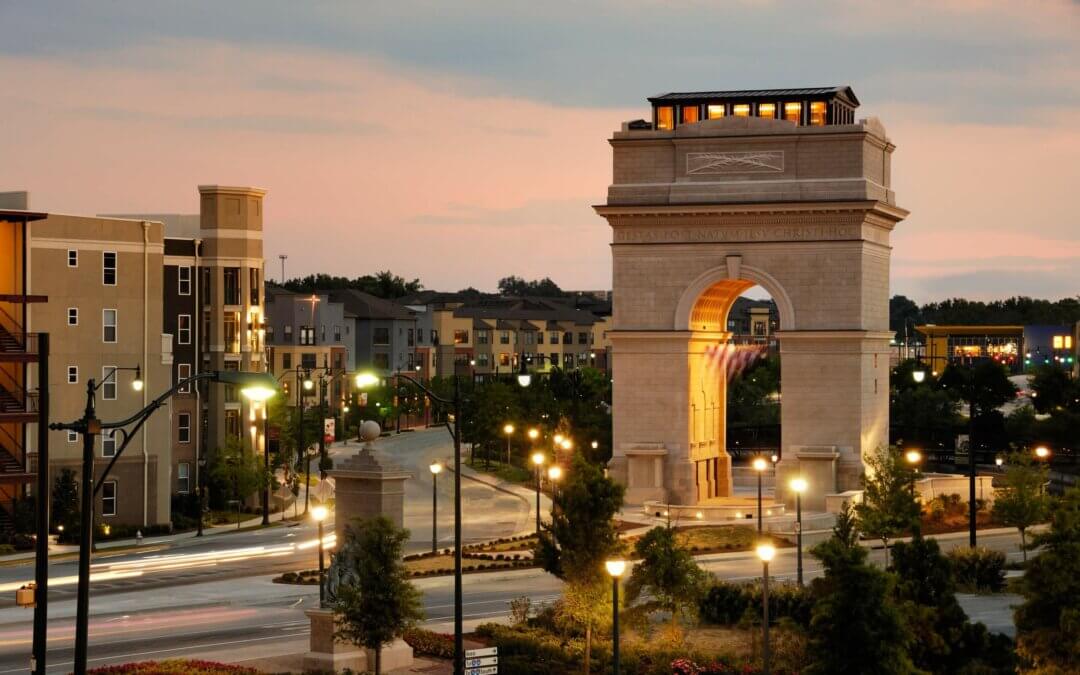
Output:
[
  {"xmin": 606, "ymin": 559, "xmax": 627, "ymax": 675},
  {"xmin": 311, "ymin": 505, "xmax": 329, "ymax": 607},
  {"xmin": 789, "ymin": 478, "xmax": 807, "ymax": 587},
  {"xmin": 756, "ymin": 542, "xmax": 776, "ymax": 675},
  {"xmin": 356, "ymin": 369, "xmax": 467, "ymax": 675},
  {"xmin": 1034, "ymin": 445, "xmax": 1051, "ymax": 460},
  {"xmin": 995, "ymin": 456, "xmax": 1004, "ymax": 468},
  {"xmin": 49, "ymin": 368, "xmax": 277, "ymax": 675},
  {"xmin": 912, "ymin": 369, "xmax": 926, "ymax": 384},
  {"xmin": 516, "ymin": 356, "xmax": 532, "ymax": 388},
  {"xmin": 429, "ymin": 461, "xmax": 443, "ymax": 553},
  {"xmin": 554, "ymin": 433, "xmax": 565, "ymax": 446},
  {"xmin": 527, "ymin": 428, "xmax": 539, "ymax": 442},
  {"xmin": 752, "ymin": 456, "xmax": 768, "ymax": 533},
  {"xmin": 905, "ymin": 448, "xmax": 922, "ymax": 498},
  {"xmin": 503, "ymin": 423, "xmax": 515, "ymax": 465},
  {"xmin": 548, "ymin": 465, "xmax": 563, "ymax": 509},
  {"xmin": 531, "ymin": 452, "xmax": 545, "ymax": 534}
]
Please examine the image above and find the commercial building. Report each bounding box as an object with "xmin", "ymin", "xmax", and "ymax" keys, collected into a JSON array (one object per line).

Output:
[{"xmin": 914, "ymin": 324, "xmax": 1076, "ymax": 374}]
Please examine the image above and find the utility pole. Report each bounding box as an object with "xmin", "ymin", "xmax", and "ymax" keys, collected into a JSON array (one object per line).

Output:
[
  {"xmin": 31, "ymin": 334, "xmax": 49, "ymax": 675},
  {"xmin": 278, "ymin": 254, "xmax": 287, "ymax": 283}
]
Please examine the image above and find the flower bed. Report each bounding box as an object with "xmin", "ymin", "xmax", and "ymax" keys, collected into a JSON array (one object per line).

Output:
[{"xmin": 88, "ymin": 659, "xmax": 261, "ymax": 674}]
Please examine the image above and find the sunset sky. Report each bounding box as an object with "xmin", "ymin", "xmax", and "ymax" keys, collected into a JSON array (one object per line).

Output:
[{"xmin": 1, "ymin": 2, "xmax": 1077, "ymax": 302}]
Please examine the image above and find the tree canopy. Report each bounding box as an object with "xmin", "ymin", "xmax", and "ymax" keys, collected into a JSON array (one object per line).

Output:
[
  {"xmin": 497, "ymin": 275, "xmax": 569, "ymax": 298},
  {"xmin": 855, "ymin": 446, "xmax": 920, "ymax": 566},
  {"xmin": 281, "ymin": 270, "xmax": 422, "ymax": 299}
]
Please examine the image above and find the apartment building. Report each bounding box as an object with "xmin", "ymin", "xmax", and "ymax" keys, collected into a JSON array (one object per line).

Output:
[
  {"xmin": 329, "ymin": 289, "xmax": 417, "ymax": 377},
  {"xmin": 264, "ymin": 286, "xmax": 348, "ymax": 407}
]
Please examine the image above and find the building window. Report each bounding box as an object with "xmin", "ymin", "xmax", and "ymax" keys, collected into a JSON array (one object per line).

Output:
[
  {"xmin": 67, "ymin": 307, "xmax": 78, "ymax": 326},
  {"xmin": 67, "ymin": 366, "xmax": 78, "ymax": 384},
  {"xmin": 656, "ymin": 106, "xmax": 674, "ymax": 130},
  {"xmin": 537, "ymin": 332, "xmax": 544, "ymax": 345},
  {"xmin": 282, "ymin": 352, "xmax": 292, "ymax": 370},
  {"xmin": 284, "ymin": 324, "xmax": 293, "ymax": 341},
  {"xmin": 67, "ymin": 430, "xmax": 77, "ymax": 443},
  {"xmin": 476, "ymin": 353, "xmax": 489, "ymax": 367},
  {"xmin": 334, "ymin": 325, "xmax": 341, "ymax": 342},
  {"xmin": 225, "ymin": 409, "xmax": 241, "ymax": 439},
  {"xmin": 809, "ymin": 101, "xmax": 826, "ymax": 126},
  {"xmin": 732, "ymin": 104, "xmax": 750, "ymax": 117},
  {"xmin": 500, "ymin": 331, "xmax": 511, "ymax": 345},
  {"xmin": 681, "ymin": 105, "xmax": 699, "ymax": 124},
  {"xmin": 498, "ymin": 353, "xmax": 510, "ymax": 367},
  {"xmin": 320, "ymin": 325, "xmax": 326, "ymax": 342},
  {"xmin": 431, "ymin": 329, "xmax": 439, "ymax": 345},
  {"xmin": 564, "ymin": 353, "xmax": 574, "ymax": 369},
  {"xmin": 407, "ymin": 352, "xmax": 415, "ymax": 370},
  {"xmin": 102, "ymin": 366, "xmax": 118, "ymax": 400},
  {"xmin": 102, "ymin": 430, "xmax": 116, "ymax": 458},
  {"xmin": 178, "ymin": 314, "xmax": 191, "ymax": 345},
  {"xmin": 550, "ymin": 353, "xmax": 558, "ymax": 367},
  {"xmin": 578, "ymin": 332, "xmax": 588, "ymax": 345},
  {"xmin": 103, "ymin": 251, "xmax": 117, "ymax": 286},
  {"xmin": 101, "ymin": 481, "xmax": 117, "ymax": 516},
  {"xmin": 562, "ymin": 332, "xmax": 573, "ymax": 345},
  {"xmin": 373, "ymin": 353, "xmax": 390, "ymax": 370},
  {"xmin": 707, "ymin": 104, "xmax": 725, "ymax": 119},
  {"xmin": 249, "ymin": 268, "xmax": 260, "ymax": 306},
  {"xmin": 784, "ymin": 102, "xmax": 801, "ymax": 123},
  {"xmin": 177, "ymin": 462, "xmax": 191, "ymax": 493},
  {"xmin": 407, "ymin": 329, "xmax": 414, "ymax": 347},
  {"xmin": 549, "ymin": 331, "xmax": 559, "ymax": 344},
  {"xmin": 178, "ymin": 266, "xmax": 192, "ymax": 295},
  {"xmin": 453, "ymin": 330, "xmax": 468, "ymax": 345},
  {"xmin": 758, "ymin": 103, "xmax": 776, "ymax": 119},
  {"xmin": 103, "ymin": 309, "xmax": 117, "ymax": 343},
  {"xmin": 223, "ymin": 268, "xmax": 240, "ymax": 305},
  {"xmin": 224, "ymin": 312, "xmax": 240, "ymax": 353},
  {"xmin": 373, "ymin": 327, "xmax": 390, "ymax": 346},
  {"xmin": 300, "ymin": 353, "xmax": 317, "ymax": 370},
  {"xmin": 525, "ymin": 331, "xmax": 535, "ymax": 345},
  {"xmin": 178, "ymin": 363, "xmax": 191, "ymax": 392},
  {"xmin": 298, "ymin": 325, "xmax": 315, "ymax": 345},
  {"xmin": 178, "ymin": 412, "xmax": 191, "ymax": 444},
  {"xmin": 477, "ymin": 330, "xmax": 489, "ymax": 345},
  {"xmin": 67, "ymin": 249, "xmax": 78, "ymax": 267}
]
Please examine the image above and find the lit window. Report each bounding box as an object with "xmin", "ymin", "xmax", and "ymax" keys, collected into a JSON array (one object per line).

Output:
[
  {"xmin": 681, "ymin": 106, "xmax": 699, "ymax": 124},
  {"xmin": 732, "ymin": 104, "xmax": 751, "ymax": 117},
  {"xmin": 656, "ymin": 106, "xmax": 674, "ymax": 130},
  {"xmin": 1053, "ymin": 335, "xmax": 1064, "ymax": 349},
  {"xmin": 707, "ymin": 105, "xmax": 725, "ymax": 119},
  {"xmin": 758, "ymin": 103, "xmax": 776, "ymax": 119},
  {"xmin": 178, "ymin": 463, "xmax": 190, "ymax": 493},
  {"xmin": 67, "ymin": 366, "xmax": 78, "ymax": 384},
  {"xmin": 101, "ymin": 481, "xmax": 117, "ymax": 516},
  {"xmin": 103, "ymin": 252, "xmax": 116, "ymax": 286},
  {"xmin": 1068, "ymin": 336, "xmax": 1075, "ymax": 349},
  {"xmin": 784, "ymin": 102, "xmax": 801, "ymax": 123},
  {"xmin": 68, "ymin": 308, "xmax": 78, "ymax": 326},
  {"xmin": 67, "ymin": 250, "xmax": 78, "ymax": 267},
  {"xmin": 809, "ymin": 101, "xmax": 826, "ymax": 126}
]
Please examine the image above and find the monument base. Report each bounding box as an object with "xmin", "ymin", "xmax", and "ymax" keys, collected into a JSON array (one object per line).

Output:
[{"xmin": 304, "ymin": 608, "xmax": 414, "ymax": 673}]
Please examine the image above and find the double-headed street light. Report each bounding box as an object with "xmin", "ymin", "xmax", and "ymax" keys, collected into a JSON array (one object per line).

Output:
[
  {"xmin": 756, "ymin": 542, "xmax": 777, "ymax": 675},
  {"xmin": 606, "ymin": 559, "xmax": 627, "ymax": 675},
  {"xmin": 789, "ymin": 478, "xmax": 807, "ymax": 586},
  {"xmin": 49, "ymin": 368, "xmax": 277, "ymax": 675}
]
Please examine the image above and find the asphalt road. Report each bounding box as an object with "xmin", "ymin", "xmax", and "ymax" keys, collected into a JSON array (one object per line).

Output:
[{"xmin": 0, "ymin": 528, "xmax": 1026, "ymax": 673}]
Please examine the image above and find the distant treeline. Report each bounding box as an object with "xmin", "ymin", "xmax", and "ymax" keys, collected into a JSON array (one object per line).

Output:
[{"xmin": 891, "ymin": 295, "xmax": 1080, "ymax": 337}]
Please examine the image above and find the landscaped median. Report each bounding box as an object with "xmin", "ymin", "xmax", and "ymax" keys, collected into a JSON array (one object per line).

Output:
[{"xmin": 87, "ymin": 660, "xmax": 259, "ymax": 674}]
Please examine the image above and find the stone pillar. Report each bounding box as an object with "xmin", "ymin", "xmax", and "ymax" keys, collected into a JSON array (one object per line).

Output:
[
  {"xmin": 328, "ymin": 421, "xmax": 410, "ymax": 540},
  {"xmin": 304, "ymin": 608, "xmax": 414, "ymax": 673}
]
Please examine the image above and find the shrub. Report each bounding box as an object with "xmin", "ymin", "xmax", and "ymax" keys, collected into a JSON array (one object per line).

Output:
[
  {"xmin": 87, "ymin": 659, "xmax": 260, "ymax": 674},
  {"xmin": 0, "ymin": 544, "xmax": 15, "ymax": 556},
  {"xmin": 947, "ymin": 546, "xmax": 1005, "ymax": 592},
  {"xmin": 698, "ymin": 580, "xmax": 812, "ymax": 628},
  {"xmin": 402, "ymin": 627, "xmax": 454, "ymax": 658}
]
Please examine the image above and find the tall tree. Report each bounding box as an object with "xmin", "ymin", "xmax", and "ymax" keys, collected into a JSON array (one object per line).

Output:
[
  {"xmin": 497, "ymin": 275, "xmax": 569, "ymax": 298},
  {"xmin": 1014, "ymin": 487, "xmax": 1080, "ymax": 672},
  {"xmin": 939, "ymin": 361, "xmax": 1016, "ymax": 453},
  {"xmin": 208, "ymin": 436, "xmax": 270, "ymax": 511},
  {"xmin": 1029, "ymin": 365, "xmax": 1079, "ymax": 414},
  {"xmin": 855, "ymin": 446, "xmax": 920, "ymax": 567},
  {"xmin": 624, "ymin": 525, "xmax": 708, "ymax": 640},
  {"xmin": 332, "ymin": 516, "xmax": 424, "ymax": 674},
  {"xmin": 889, "ymin": 295, "xmax": 923, "ymax": 339},
  {"xmin": 993, "ymin": 451, "xmax": 1052, "ymax": 563},
  {"xmin": 51, "ymin": 468, "xmax": 80, "ymax": 539},
  {"xmin": 534, "ymin": 455, "xmax": 624, "ymax": 673},
  {"xmin": 807, "ymin": 503, "xmax": 916, "ymax": 675},
  {"xmin": 281, "ymin": 270, "xmax": 422, "ymax": 299}
]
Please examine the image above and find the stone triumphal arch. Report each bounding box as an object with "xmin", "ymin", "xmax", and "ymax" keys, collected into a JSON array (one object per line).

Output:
[{"xmin": 597, "ymin": 87, "xmax": 907, "ymax": 510}]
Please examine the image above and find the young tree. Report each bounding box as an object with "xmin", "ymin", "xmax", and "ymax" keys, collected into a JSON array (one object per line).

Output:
[
  {"xmin": 51, "ymin": 468, "xmax": 80, "ymax": 539},
  {"xmin": 807, "ymin": 503, "xmax": 916, "ymax": 675},
  {"xmin": 332, "ymin": 516, "xmax": 424, "ymax": 674},
  {"xmin": 534, "ymin": 455, "xmax": 624, "ymax": 673},
  {"xmin": 855, "ymin": 446, "xmax": 920, "ymax": 567},
  {"xmin": 992, "ymin": 451, "xmax": 1051, "ymax": 563},
  {"xmin": 1014, "ymin": 487, "xmax": 1080, "ymax": 672},
  {"xmin": 624, "ymin": 525, "xmax": 708, "ymax": 640},
  {"xmin": 209, "ymin": 436, "xmax": 270, "ymax": 511}
]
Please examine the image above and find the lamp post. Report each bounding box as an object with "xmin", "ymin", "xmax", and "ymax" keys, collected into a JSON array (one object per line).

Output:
[
  {"xmin": 311, "ymin": 504, "xmax": 329, "ymax": 607},
  {"xmin": 1034, "ymin": 445, "xmax": 1050, "ymax": 460},
  {"xmin": 355, "ymin": 369, "xmax": 465, "ymax": 675},
  {"xmin": 429, "ymin": 461, "xmax": 443, "ymax": 553},
  {"xmin": 905, "ymin": 448, "xmax": 922, "ymax": 498},
  {"xmin": 752, "ymin": 456, "xmax": 768, "ymax": 533},
  {"xmin": 789, "ymin": 478, "xmax": 807, "ymax": 587},
  {"xmin": 606, "ymin": 559, "xmax": 627, "ymax": 675},
  {"xmin": 548, "ymin": 465, "xmax": 563, "ymax": 512},
  {"xmin": 503, "ymin": 423, "xmax": 514, "ymax": 465},
  {"xmin": 756, "ymin": 542, "xmax": 776, "ymax": 675},
  {"xmin": 531, "ymin": 452, "xmax": 545, "ymax": 534},
  {"xmin": 912, "ymin": 369, "xmax": 926, "ymax": 384},
  {"xmin": 49, "ymin": 369, "xmax": 277, "ymax": 675}
]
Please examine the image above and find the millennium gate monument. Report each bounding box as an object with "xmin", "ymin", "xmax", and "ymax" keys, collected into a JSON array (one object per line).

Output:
[{"xmin": 597, "ymin": 87, "xmax": 907, "ymax": 510}]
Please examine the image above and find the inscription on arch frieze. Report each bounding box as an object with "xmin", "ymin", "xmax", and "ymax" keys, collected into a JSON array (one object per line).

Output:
[{"xmin": 613, "ymin": 223, "xmax": 861, "ymax": 244}]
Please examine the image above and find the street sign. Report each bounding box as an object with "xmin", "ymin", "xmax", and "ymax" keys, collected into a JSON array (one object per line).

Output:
[{"xmin": 465, "ymin": 646, "xmax": 497, "ymax": 674}]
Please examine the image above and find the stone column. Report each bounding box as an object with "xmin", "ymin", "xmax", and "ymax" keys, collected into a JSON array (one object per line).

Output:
[{"xmin": 328, "ymin": 421, "xmax": 410, "ymax": 540}]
